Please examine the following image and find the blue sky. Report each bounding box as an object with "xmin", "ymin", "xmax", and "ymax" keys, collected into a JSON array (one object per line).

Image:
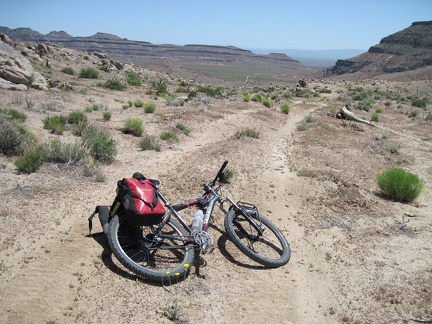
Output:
[{"xmin": 1, "ymin": 0, "xmax": 431, "ymax": 50}]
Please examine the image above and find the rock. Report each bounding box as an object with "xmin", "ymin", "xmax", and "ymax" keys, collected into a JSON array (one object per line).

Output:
[
  {"xmin": 0, "ymin": 38, "xmax": 47, "ymax": 90},
  {"xmin": 93, "ymin": 52, "xmax": 108, "ymax": 59},
  {"xmin": 0, "ymin": 77, "xmax": 27, "ymax": 90},
  {"xmin": 37, "ymin": 43, "xmax": 49, "ymax": 56},
  {"xmin": 0, "ymin": 33, "xmax": 14, "ymax": 46}
]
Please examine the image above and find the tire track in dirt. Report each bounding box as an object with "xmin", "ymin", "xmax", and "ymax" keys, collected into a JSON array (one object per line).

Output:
[{"xmin": 220, "ymin": 101, "xmax": 336, "ymax": 323}]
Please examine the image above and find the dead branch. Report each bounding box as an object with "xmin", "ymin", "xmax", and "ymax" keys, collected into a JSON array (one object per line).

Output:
[{"xmin": 337, "ymin": 104, "xmax": 376, "ymax": 127}]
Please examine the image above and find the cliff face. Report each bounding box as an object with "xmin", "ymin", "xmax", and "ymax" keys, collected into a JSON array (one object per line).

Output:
[
  {"xmin": 324, "ymin": 21, "xmax": 432, "ymax": 78},
  {"xmin": 0, "ymin": 27, "xmax": 303, "ymax": 69}
]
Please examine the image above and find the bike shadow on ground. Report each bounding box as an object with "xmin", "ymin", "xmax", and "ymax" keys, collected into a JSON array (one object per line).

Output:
[
  {"xmin": 86, "ymin": 231, "xmax": 166, "ymax": 287},
  {"xmin": 210, "ymin": 224, "xmax": 269, "ymax": 270}
]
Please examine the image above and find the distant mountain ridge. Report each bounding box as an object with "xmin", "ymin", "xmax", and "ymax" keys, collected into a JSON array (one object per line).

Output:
[
  {"xmin": 0, "ymin": 27, "xmax": 303, "ymax": 69},
  {"xmin": 323, "ymin": 21, "xmax": 432, "ymax": 80}
]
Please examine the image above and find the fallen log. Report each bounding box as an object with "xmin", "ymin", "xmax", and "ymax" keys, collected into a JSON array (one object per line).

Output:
[{"xmin": 337, "ymin": 104, "xmax": 375, "ymax": 126}]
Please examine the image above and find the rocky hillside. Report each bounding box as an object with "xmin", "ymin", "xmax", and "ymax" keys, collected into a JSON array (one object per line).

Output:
[
  {"xmin": 323, "ymin": 21, "xmax": 432, "ymax": 80},
  {"xmin": 0, "ymin": 27, "xmax": 303, "ymax": 69}
]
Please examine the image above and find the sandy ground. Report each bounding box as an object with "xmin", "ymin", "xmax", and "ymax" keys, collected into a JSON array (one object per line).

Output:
[{"xmin": 0, "ymin": 49, "xmax": 431, "ymax": 324}]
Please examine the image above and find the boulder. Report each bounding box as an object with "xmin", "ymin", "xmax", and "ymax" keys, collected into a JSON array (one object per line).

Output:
[{"xmin": 0, "ymin": 38, "xmax": 47, "ymax": 90}]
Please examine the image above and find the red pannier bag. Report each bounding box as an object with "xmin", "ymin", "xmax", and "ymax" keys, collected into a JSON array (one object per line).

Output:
[{"xmin": 116, "ymin": 177, "xmax": 165, "ymax": 226}]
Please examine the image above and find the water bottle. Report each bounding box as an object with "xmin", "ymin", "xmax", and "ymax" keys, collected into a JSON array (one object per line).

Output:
[{"xmin": 191, "ymin": 210, "xmax": 204, "ymax": 232}]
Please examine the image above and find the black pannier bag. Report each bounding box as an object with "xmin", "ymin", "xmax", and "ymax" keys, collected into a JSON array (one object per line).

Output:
[{"xmin": 114, "ymin": 177, "xmax": 165, "ymax": 226}]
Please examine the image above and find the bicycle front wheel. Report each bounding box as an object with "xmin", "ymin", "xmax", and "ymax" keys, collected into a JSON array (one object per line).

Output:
[
  {"xmin": 224, "ymin": 208, "xmax": 291, "ymax": 267},
  {"xmin": 108, "ymin": 215, "xmax": 194, "ymax": 283}
]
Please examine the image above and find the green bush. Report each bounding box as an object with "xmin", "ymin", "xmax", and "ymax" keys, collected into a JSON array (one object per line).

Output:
[
  {"xmin": 371, "ymin": 113, "xmax": 380, "ymax": 122},
  {"xmin": 234, "ymin": 128, "xmax": 260, "ymax": 139},
  {"xmin": 151, "ymin": 79, "xmax": 168, "ymax": 95},
  {"xmin": 243, "ymin": 94, "xmax": 250, "ymax": 102},
  {"xmin": 138, "ymin": 134, "xmax": 161, "ymax": 151},
  {"xmin": 411, "ymin": 96, "xmax": 428, "ymax": 109},
  {"xmin": 79, "ymin": 67, "xmax": 99, "ymax": 79},
  {"xmin": 72, "ymin": 120, "xmax": 88, "ymax": 136},
  {"xmin": 408, "ymin": 110, "xmax": 418, "ymax": 118},
  {"xmin": 133, "ymin": 99, "xmax": 144, "ymax": 108},
  {"xmin": 85, "ymin": 103, "xmax": 101, "ymax": 112},
  {"xmin": 82, "ymin": 125, "xmax": 117, "ymax": 162},
  {"xmin": 262, "ymin": 98, "xmax": 273, "ymax": 108},
  {"xmin": 14, "ymin": 145, "xmax": 45, "ymax": 173},
  {"xmin": 44, "ymin": 139, "xmax": 88, "ymax": 165},
  {"xmin": 160, "ymin": 131, "xmax": 179, "ymax": 142},
  {"xmin": 144, "ymin": 102, "xmax": 157, "ymax": 113},
  {"xmin": 250, "ymin": 93, "xmax": 262, "ymax": 102},
  {"xmin": 0, "ymin": 116, "xmax": 36, "ymax": 155},
  {"xmin": 43, "ymin": 115, "xmax": 67, "ymax": 134},
  {"xmin": 103, "ymin": 111, "xmax": 111, "ymax": 121},
  {"xmin": 0, "ymin": 109, "xmax": 27, "ymax": 123},
  {"xmin": 176, "ymin": 123, "xmax": 190, "ymax": 136},
  {"xmin": 61, "ymin": 67, "xmax": 75, "ymax": 75},
  {"xmin": 305, "ymin": 115, "xmax": 316, "ymax": 123},
  {"xmin": 175, "ymin": 86, "xmax": 187, "ymax": 93},
  {"xmin": 280, "ymin": 103, "xmax": 290, "ymax": 114},
  {"xmin": 126, "ymin": 72, "xmax": 142, "ymax": 86},
  {"xmin": 123, "ymin": 118, "xmax": 144, "ymax": 136},
  {"xmin": 376, "ymin": 168, "xmax": 424, "ymax": 202},
  {"xmin": 99, "ymin": 77, "xmax": 126, "ymax": 90},
  {"xmin": 297, "ymin": 123, "xmax": 308, "ymax": 131},
  {"xmin": 67, "ymin": 111, "xmax": 87, "ymax": 124}
]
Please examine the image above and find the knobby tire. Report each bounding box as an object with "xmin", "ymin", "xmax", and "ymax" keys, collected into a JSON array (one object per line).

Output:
[
  {"xmin": 108, "ymin": 215, "xmax": 194, "ymax": 283},
  {"xmin": 224, "ymin": 208, "xmax": 291, "ymax": 267}
]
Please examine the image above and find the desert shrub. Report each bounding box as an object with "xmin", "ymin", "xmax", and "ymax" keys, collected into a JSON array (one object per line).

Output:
[
  {"xmin": 40, "ymin": 101, "xmax": 58, "ymax": 111},
  {"xmin": 176, "ymin": 123, "xmax": 190, "ymax": 136},
  {"xmin": 389, "ymin": 143, "xmax": 401, "ymax": 154},
  {"xmin": 126, "ymin": 72, "xmax": 142, "ymax": 86},
  {"xmin": 79, "ymin": 67, "xmax": 99, "ymax": 79},
  {"xmin": 243, "ymin": 94, "xmax": 250, "ymax": 102},
  {"xmin": 61, "ymin": 67, "xmax": 75, "ymax": 75},
  {"xmin": 103, "ymin": 111, "xmax": 111, "ymax": 121},
  {"xmin": 100, "ymin": 77, "xmax": 126, "ymax": 91},
  {"xmin": 280, "ymin": 103, "xmax": 290, "ymax": 114},
  {"xmin": 99, "ymin": 65, "xmax": 110, "ymax": 73},
  {"xmin": 376, "ymin": 168, "xmax": 424, "ymax": 202},
  {"xmin": 133, "ymin": 99, "xmax": 144, "ymax": 108},
  {"xmin": 82, "ymin": 125, "xmax": 117, "ymax": 163},
  {"xmin": 160, "ymin": 131, "xmax": 179, "ymax": 142},
  {"xmin": 67, "ymin": 111, "xmax": 87, "ymax": 124},
  {"xmin": 175, "ymin": 86, "xmax": 187, "ymax": 93},
  {"xmin": 138, "ymin": 134, "xmax": 161, "ymax": 151},
  {"xmin": 384, "ymin": 101, "xmax": 392, "ymax": 107},
  {"xmin": 305, "ymin": 115, "xmax": 316, "ymax": 123},
  {"xmin": 43, "ymin": 115, "xmax": 67, "ymax": 134},
  {"xmin": 250, "ymin": 93, "xmax": 262, "ymax": 102},
  {"xmin": 375, "ymin": 107, "xmax": 383, "ymax": 113},
  {"xmin": 44, "ymin": 139, "xmax": 88, "ymax": 165},
  {"xmin": 408, "ymin": 110, "xmax": 418, "ymax": 118},
  {"xmin": 166, "ymin": 96, "xmax": 185, "ymax": 106},
  {"xmin": 297, "ymin": 123, "xmax": 308, "ymax": 131},
  {"xmin": 410, "ymin": 96, "xmax": 428, "ymax": 109},
  {"xmin": 72, "ymin": 120, "xmax": 88, "ymax": 136},
  {"xmin": 144, "ymin": 102, "xmax": 157, "ymax": 113},
  {"xmin": 196, "ymin": 85, "xmax": 223, "ymax": 97},
  {"xmin": 151, "ymin": 79, "xmax": 168, "ymax": 95},
  {"xmin": 262, "ymin": 98, "xmax": 273, "ymax": 108},
  {"xmin": 0, "ymin": 109, "xmax": 27, "ymax": 123},
  {"xmin": 0, "ymin": 116, "xmax": 36, "ymax": 155},
  {"xmin": 14, "ymin": 145, "xmax": 45, "ymax": 173},
  {"xmin": 122, "ymin": 103, "xmax": 130, "ymax": 109},
  {"xmin": 234, "ymin": 128, "xmax": 260, "ymax": 139},
  {"xmin": 123, "ymin": 118, "xmax": 143, "ymax": 136},
  {"xmin": 371, "ymin": 113, "xmax": 380, "ymax": 122},
  {"xmin": 85, "ymin": 103, "xmax": 102, "ymax": 112}
]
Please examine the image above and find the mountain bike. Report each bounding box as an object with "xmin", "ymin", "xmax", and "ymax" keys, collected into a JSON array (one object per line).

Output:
[{"xmin": 94, "ymin": 160, "xmax": 291, "ymax": 283}]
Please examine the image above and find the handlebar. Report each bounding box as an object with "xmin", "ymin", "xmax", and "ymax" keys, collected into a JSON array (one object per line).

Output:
[{"xmin": 209, "ymin": 160, "xmax": 229, "ymax": 187}]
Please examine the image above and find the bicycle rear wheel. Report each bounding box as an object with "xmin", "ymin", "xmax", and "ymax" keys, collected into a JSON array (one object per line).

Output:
[
  {"xmin": 224, "ymin": 207, "xmax": 291, "ymax": 267},
  {"xmin": 108, "ymin": 215, "xmax": 194, "ymax": 283}
]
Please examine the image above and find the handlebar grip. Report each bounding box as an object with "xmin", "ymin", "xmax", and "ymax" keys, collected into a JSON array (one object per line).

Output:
[{"xmin": 212, "ymin": 160, "xmax": 229, "ymax": 185}]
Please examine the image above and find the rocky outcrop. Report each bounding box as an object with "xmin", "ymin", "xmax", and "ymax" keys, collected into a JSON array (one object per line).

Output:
[
  {"xmin": 324, "ymin": 21, "xmax": 432, "ymax": 79},
  {"xmin": 0, "ymin": 34, "xmax": 48, "ymax": 90},
  {"xmin": 0, "ymin": 27, "xmax": 303, "ymax": 69}
]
